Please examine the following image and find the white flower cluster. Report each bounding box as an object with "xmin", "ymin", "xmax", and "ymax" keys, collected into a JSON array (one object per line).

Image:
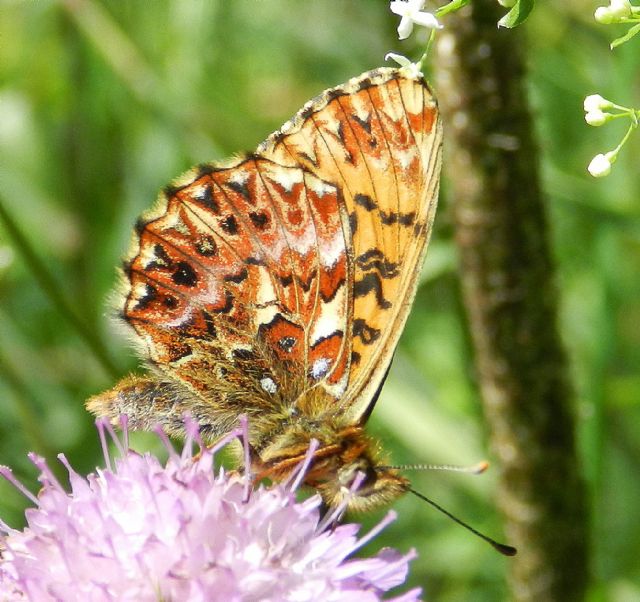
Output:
[
  {"xmin": 583, "ymin": 93, "xmax": 638, "ymax": 178},
  {"xmin": 386, "ymin": 1, "xmax": 442, "ymax": 74},
  {"xmin": 583, "ymin": 94, "xmax": 613, "ymax": 127}
]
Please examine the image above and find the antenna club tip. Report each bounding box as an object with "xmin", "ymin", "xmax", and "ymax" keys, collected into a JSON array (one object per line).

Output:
[
  {"xmin": 494, "ymin": 542, "xmax": 518, "ymax": 557},
  {"xmin": 474, "ymin": 461, "xmax": 490, "ymax": 474}
]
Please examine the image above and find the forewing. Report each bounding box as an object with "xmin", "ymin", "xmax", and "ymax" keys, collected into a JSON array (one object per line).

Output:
[{"xmin": 261, "ymin": 67, "xmax": 442, "ymax": 421}]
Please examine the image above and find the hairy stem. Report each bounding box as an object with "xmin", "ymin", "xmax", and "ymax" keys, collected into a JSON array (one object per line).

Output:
[{"xmin": 434, "ymin": 3, "xmax": 589, "ymax": 600}]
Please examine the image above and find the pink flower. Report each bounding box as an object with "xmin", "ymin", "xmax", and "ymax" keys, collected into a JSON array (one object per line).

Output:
[{"xmin": 0, "ymin": 421, "xmax": 420, "ymax": 601}]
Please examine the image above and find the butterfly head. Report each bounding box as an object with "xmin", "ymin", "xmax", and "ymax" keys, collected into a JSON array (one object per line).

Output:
[
  {"xmin": 256, "ymin": 421, "xmax": 410, "ymax": 513},
  {"xmin": 316, "ymin": 452, "xmax": 411, "ymax": 513}
]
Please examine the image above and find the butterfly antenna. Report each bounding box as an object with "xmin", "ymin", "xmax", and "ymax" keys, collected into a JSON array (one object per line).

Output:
[
  {"xmin": 409, "ymin": 487, "xmax": 517, "ymax": 556},
  {"xmin": 380, "ymin": 461, "xmax": 490, "ymax": 475}
]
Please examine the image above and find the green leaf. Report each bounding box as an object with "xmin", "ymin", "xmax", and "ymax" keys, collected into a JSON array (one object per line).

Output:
[
  {"xmin": 435, "ymin": 0, "xmax": 470, "ymax": 18},
  {"xmin": 611, "ymin": 22, "xmax": 640, "ymax": 49},
  {"xmin": 497, "ymin": 0, "xmax": 535, "ymax": 28}
]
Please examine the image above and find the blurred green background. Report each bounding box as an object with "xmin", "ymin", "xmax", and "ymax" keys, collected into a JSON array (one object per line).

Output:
[{"xmin": 0, "ymin": 1, "xmax": 639, "ymax": 600}]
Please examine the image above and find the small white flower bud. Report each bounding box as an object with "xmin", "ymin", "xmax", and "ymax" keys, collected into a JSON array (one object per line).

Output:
[
  {"xmin": 588, "ymin": 153, "xmax": 612, "ymax": 178},
  {"xmin": 584, "ymin": 94, "xmax": 613, "ymax": 112},
  {"xmin": 585, "ymin": 110, "xmax": 609, "ymax": 126},
  {"xmin": 594, "ymin": 7, "xmax": 614, "ymax": 23},
  {"xmin": 609, "ymin": 0, "xmax": 632, "ymax": 19}
]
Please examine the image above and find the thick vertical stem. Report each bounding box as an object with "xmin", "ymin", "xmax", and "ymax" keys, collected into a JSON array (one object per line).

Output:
[{"xmin": 434, "ymin": 3, "xmax": 589, "ymax": 600}]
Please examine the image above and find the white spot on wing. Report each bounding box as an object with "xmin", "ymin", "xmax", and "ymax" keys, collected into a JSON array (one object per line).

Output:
[
  {"xmin": 310, "ymin": 287, "xmax": 345, "ymax": 345},
  {"xmin": 307, "ymin": 177, "xmax": 335, "ymax": 198},
  {"xmin": 311, "ymin": 358, "xmax": 330, "ymax": 379},
  {"xmin": 288, "ymin": 224, "xmax": 316, "ymax": 256},
  {"xmin": 272, "ymin": 168, "xmax": 303, "ymax": 192},
  {"xmin": 318, "ymin": 230, "xmax": 345, "ymax": 269},
  {"xmin": 190, "ymin": 184, "xmax": 209, "ymax": 201},
  {"xmin": 324, "ymin": 371, "xmax": 349, "ymax": 399},
  {"xmin": 229, "ymin": 170, "xmax": 249, "ymax": 185},
  {"xmin": 260, "ymin": 377, "xmax": 277, "ymax": 394}
]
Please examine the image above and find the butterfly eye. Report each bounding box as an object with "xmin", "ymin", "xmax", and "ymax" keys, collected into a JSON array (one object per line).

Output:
[{"xmin": 337, "ymin": 460, "xmax": 376, "ymax": 491}]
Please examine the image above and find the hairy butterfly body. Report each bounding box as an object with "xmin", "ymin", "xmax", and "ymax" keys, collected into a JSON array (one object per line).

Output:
[{"xmin": 88, "ymin": 66, "xmax": 443, "ymax": 512}]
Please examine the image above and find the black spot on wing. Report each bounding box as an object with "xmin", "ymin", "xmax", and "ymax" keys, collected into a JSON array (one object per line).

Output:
[
  {"xmin": 172, "ymin": 262, "xmax": 198, "ymax": 287},
  {"xmin": 220, "ymin": 215, "xmax": 239, "ymax": 235},
  {"xmin": 399, "ymin": 212, "xmax": 416, "ymax": 227},
  {"xmin": 279, "ymin": 274, "xmax": 293, "ymax": 287},
  {"xmin": 354, "ymin": 193, "xmax": 377, "ymax": 211},
  {"xmin": 245, "ymin": 256, "xmax": 267, "ymax": 266},
  {"xmin": 233, "ymin": 347, "xmax": 257, "ymax": 361},
  {"xmin": 226, "ymin": 179, "xmax": 252, "ymax": 202},
  {"xmin": 380, "ymin": 210, "xmax": 417, "ymax": 227},
  {"xmin": 355, "ymin": 75, "xmax": 376, "ymax": 92},
  {"xmin": 163, "ymin": 295, "xmax": 178, "ymax": 309},
  {"xmin": 134, "ymin": 217, "xmax": 148, "ymax": 236},
  {"xmin": 349, "ymin": 211, "xmax": 358, "ymax": 236},
  {"xmin": 356, "ymin": 249, "xmax": 399, "ymax": 278},
  {"xmin": 193, "ymin": 184, "xmax": 220, "ymax": 214},
  {"xmin": 195, "ymin": 235, "xmax": 218, "ymax": 257},
  {"xmin": 224, "ymin": 267, "xmax": 248, "ymax": 284},
  {"xmin": 249, "ymin": 211, "xmax": 270, "ymax": 229},
  {"xmin": 300, "ymin": 104, "xmax": 315, "ymax": 121},
  {"xmin": 278, "ymin": 336, "xmax": 297, "ymax": 353},
  {"xmin": 325, "ymin": 88, "xmax": 346, "ymax": 102},
  {"xmin": 351, "ymin": 113, "xmax": 372, "ymax": 134},
  {"xmin": 213, "ymin": 290, "xmax": 234, "ymax": 314},
  {"xmin": 297, "ymin": 269, "xmax": 317, "ymax": 293},
  {"xmin": 202, "ymin": 311, "xmax": 217, "ymax": 337},
  {"xmin": 353, "ymin": 273, "xmax": 391, "ymax": 309},
  {"xmin": 380, "ymin": 211, "xmax": 397, "ymax": 226},
  {"xmin": 163, "ymin": 183, "xmax": 182, "ymax": 198},
  {"xmin": 146, "ymin": 244, "xmax": 173, "ymax": 270},
  {"xmin": 353, "ymin": 319, "xmax": 381, "ymax": 345},
  {"xmin": 195, "ymin": 163, "xmax": 217, "ymax": 178},
  {"xmin": 133, "ymin": 283, "xmax": 158, "ymax": 311}
]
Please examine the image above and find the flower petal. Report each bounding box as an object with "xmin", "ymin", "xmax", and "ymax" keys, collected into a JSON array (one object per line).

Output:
[{"xmin": 397, "ymin": 16, "xmax": 414, "ymax": 39}]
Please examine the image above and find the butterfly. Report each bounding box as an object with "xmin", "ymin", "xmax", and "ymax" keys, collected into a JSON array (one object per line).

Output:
[{"xmin": 88, "ymin": 66, "xmax": 443, "ymax": 512}]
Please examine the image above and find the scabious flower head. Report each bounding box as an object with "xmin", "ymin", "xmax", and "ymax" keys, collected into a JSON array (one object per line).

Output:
[{"xmin": 0, "ymin": 420, "xmax": 420, "ymax": 602}]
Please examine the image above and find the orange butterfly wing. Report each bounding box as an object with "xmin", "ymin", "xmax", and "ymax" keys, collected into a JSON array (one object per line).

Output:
[
  {"xmin": 263, "ymin": 67, "xmax": 442, "ymax": 419},
  {"xmin": 93, "ymin": 67, "xmax": 441, "ymax": 437}
]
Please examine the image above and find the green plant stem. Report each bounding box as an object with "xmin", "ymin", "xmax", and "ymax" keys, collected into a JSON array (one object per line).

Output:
[
  {"xmin": 0, "ymin": 351, "xmax": 63, "ymax": 480},
  {"xmin": 0, "ymin": 198, "xmax": 119, "ymax": 379},
  {"xmin": 434, "ymin": 2, "xmax": 589, "ymax": 600}
]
